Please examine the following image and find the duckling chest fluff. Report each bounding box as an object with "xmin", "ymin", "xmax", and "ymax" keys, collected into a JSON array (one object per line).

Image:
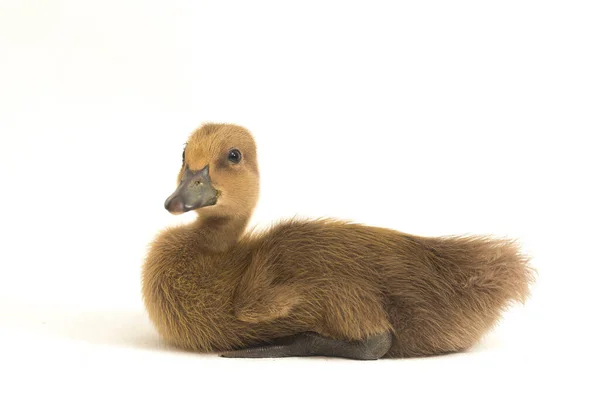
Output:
[
  {"xmin": 143, "ymin": 222, "xmax": 315, "ymax": 351},
  {"xmin": 142, "ymin": 123, "xmax": 534, "ymax": 358}
]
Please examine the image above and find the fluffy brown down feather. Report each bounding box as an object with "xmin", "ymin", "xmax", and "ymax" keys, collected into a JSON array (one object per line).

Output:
[{"xmin": 142, "ymin": 123, "xmax": 535, "ymax": 357}]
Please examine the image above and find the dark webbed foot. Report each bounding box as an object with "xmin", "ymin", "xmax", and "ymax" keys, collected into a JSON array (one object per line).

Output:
[{"xmin": 220, "ymin": 331, "xmax": 392, "ymax": 360}]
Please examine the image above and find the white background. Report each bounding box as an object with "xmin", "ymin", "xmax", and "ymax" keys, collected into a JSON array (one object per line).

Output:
[{"xmin": 1, "ymin": 1, "xmax": 598, "ymax": 399}]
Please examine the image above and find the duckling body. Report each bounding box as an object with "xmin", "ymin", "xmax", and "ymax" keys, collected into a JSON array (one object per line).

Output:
[{"xmin": 142, "ymin": 123, "xmax": 534, "ymax": 358}]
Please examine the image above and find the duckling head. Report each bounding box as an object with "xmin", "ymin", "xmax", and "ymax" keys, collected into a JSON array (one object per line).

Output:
[{"xmin": 164, "ymin": 123, "xmax": 259, "ymax": 218}]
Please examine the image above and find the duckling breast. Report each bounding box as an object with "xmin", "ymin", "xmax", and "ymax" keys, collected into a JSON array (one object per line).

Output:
[{"xmin": 141, "ymin": 226, "xmax": 253, "ymax": 351}]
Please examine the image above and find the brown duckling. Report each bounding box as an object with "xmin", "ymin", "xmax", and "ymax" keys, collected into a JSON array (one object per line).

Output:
[{"xmin": 142, "ymin": 123, "xmax": 534, "ymax": 359}]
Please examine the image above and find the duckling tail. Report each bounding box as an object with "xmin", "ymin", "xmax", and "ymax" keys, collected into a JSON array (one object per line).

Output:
[
  {"xmin": 386, "ymin": 235, "xmax": 536, "ymax": 357},
  {"xmin": 447, "ymin": 235, "xmax": 536, "ymax": 305}
]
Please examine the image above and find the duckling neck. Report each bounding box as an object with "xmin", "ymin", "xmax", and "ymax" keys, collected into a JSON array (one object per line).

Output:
[{"xmin": 193, "ymin": 214, "xmax": 250, "ymax": 252}]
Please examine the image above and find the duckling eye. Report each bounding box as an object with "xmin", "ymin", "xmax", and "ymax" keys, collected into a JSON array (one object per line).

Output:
[{"xmin": 227, "ymin": 149, "xmax": 242, "ymax": 164}]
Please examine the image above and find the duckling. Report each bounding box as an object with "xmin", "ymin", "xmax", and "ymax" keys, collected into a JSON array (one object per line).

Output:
[{"xmin": 142, "ymin": 123, "xmax": 535, "ymax": 359}]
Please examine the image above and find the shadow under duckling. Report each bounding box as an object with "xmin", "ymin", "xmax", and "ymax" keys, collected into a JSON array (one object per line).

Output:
[{"xmin": 142, "ymin": 123, "xmax": 535, "ymax": 359}]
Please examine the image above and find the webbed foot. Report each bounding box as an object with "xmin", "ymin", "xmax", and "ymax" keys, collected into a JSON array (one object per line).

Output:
[{"xmin": 220, "ymin": 331, "xmax": 392, "ymax": 360}]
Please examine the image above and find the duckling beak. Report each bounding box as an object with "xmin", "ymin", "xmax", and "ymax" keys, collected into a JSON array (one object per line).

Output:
[{"xmin": 164, "ymin": 165, "xmax": 218, "ymax": 214}]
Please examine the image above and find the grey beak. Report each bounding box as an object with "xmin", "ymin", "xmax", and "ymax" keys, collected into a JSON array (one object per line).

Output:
[{"xmin": 164, "ymin": 165, "xmax": 218, "ymax": 214}]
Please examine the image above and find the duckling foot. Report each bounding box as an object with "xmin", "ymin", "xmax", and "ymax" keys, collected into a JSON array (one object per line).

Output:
[{"xmin": 220, "ymin": 331, "xmax": 392, "ymax": 360}]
